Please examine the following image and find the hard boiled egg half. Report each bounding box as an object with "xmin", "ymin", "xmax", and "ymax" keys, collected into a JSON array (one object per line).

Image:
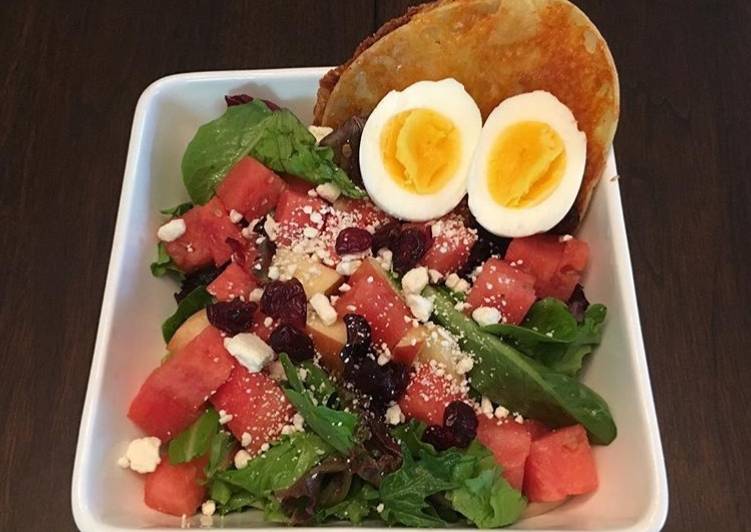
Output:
[
  {"xmin": 359, "ymin": 79, "xmax": 482, "ymax": 221},
  {"xmin": 468, "ymin": 91, "xmax": 587, "ymax": 237}
]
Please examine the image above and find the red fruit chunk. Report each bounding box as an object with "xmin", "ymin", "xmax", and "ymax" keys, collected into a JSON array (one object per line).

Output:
[
  {"xmin": 398, "ymin": 363, "xmax": 465, "ymax": 426},
  {"xmin": 198, "ymin": 197, "xmax": 246, "ymax": 267},
  {"xmin": 274, "ymin": 180, "xmax": 327, "ymax": 247},
  {"xmin": 217, "ymin": 157, "xmax": 287, "ymax": 221},
  {"xmin": 163, "ymin": 208, "xmax": 213, "ymax": 273},
  {"xmin": 210, "ymin": 365, "xmax": 294, "ymax": 455},
  {"xmin": 421, "ymin": 214, "xmax": 477, "ymax": 275},
  {"xmin": 505, "ymin": 234, "xmax": 589, "ymax": 301},
  {"xmin": 524, "ymin": 424, "xmax": 598, "ymax": 502},
  {"xmin": 476, "ymin": 416, "xmax": 532, "ymax": 491},
  {"xmin": 332, "ymin": 198, "xmax": 392, "ymax": 230},
  {"xmin": 207, "ymin": 262, "xmax": 257, "ymax": 302},
  {"xmin": 144, "ymin": 457, "xmax": 206, "ymax": 516},
  {"xmin": 335, "ymin": 259, "xmax": 412, "ymax": 351},
  {"xmin": 523, "ymin": 419, "xmax": 552, "ymax": 440},
  {"xmin": 128, "ymin": 326, "xmax": 234, "ymax": 441},
  {"xmin": 466, "ymin": 258, "xmax": 536, "ymax": 325}
]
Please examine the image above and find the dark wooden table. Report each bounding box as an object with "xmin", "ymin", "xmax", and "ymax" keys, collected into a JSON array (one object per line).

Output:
[{"xmin": 1, "ymin": 1, "xmax": 749, "ymax": 530}]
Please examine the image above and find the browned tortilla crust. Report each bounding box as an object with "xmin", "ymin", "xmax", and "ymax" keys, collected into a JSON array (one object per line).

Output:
[{"xmin": 313, "ymin": 0, "xmax": 619, "ymax": 224}]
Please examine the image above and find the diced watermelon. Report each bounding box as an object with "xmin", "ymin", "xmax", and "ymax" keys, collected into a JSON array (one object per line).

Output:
[
  {"xmin": 524, "ymin": 424, "xmax": 598, "ymax": 502},
  {"xmin": 144, "ymin": 457, "xmax": 206, "ymax": 516},
  {"xmin": 505, "ymin": 234, "xmax": 589, "ymax": 301},
  {"xmin": 163, "ymin": 207, "xmax": 213, "ymax": 273},
  {"xmin": 325, "ymin": 198, "xmax": 393, "ymax": 262},
  {"xmin": 523, "ymin": 419, "xmax": 552, "ymax": 440},
  {"xmin": 210, "ymin": 364, "xmax": 294, "ymax": 455},
  {"xmin": 251, "ymin": 309, "xmax": 278, "ymax": 342},
  {"xmin": 207, "ymin": 262, "xmax": 257, "ymax": 302},
  {"xmin": 398, "ymin": 363, "xmax": 465, "ymax": 426},
  {"xmin": 128, "ymin": 327, "xmax": 234, "ymax": 441},
  {"xmin": 198, "ymin": 197, "xmax": 246, "ymax": 267},
  {"xmin": 217, "ymin": 156, "xmax": 287, "ymax": 221},
  {"xmin": 274, "ymin": 180, "xmax": 327, "ymax": 247},
  {"xmin": 335, "ymin": 259, "xmax": 413, "ymax": 351},
  {"xmin": 476, "ymin": 416, "xmax": 532, "ymax": 490},
  {"xmin": 421, "ymin": 214, "xmax": 477, "ymax": 275},
  {"xmin": 466, "ymin": 258, "xmax": 536, "ymax": 325}
]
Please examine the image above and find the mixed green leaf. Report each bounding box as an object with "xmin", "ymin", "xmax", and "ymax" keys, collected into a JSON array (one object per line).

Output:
[
  {"xmin": 161, "ymin": 285, "xmax": 213, "ymax": 342},
  {"xmin": 150, "ymin": 242, "xmax": 184, "ymax": 279},
  {"xmin": 181, "ymin": 100, "xmax": 364, "ymax": 204}
]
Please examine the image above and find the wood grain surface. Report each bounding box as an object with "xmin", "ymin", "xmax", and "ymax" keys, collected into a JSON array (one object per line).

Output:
[{"xmin": 0, "ymin": 1, "xmax": 748, "ymax": 530}]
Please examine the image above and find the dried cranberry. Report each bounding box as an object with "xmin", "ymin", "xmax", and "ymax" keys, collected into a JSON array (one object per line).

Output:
[
  {"xmin": 371, "ymin": 222, "xmax": 402, "ymax": 255},
  {"xmin": 458, "ymin": 217, "xmax": 511, "ymax": 280},
  {"xmin": 174, "ymin": 265, "xmax": 224, "ymax": 303},
  {"xmin": 207, "ymin": 300, "xmax": 257, "ymax": 336},
  {"xmin": 224, "ymin": 94, "xmax": 281, "ymax": 110},
  {"xmin": 443, "ymin": 401, "xmax": 478, "ymax": 448},
  {"xmin": 343, "ymin": 313, "xmax": 372, "ymax": 347},
  {"xmin": 269, "ymin": 323, "xmax": 315, "ymax": 362},
  {"xmin": 392, "ymin": 226, "xmax": 432, "ymax": 274},
  {"xmin": 379, "ymin": 362, "xmax": 411, "ymax": 403},
  {"xmin": 422, "ymin": 425, "xmax": 458, "ymax": 451},
  {"xmin": 335, "ymin": 227, "xmax": 372, "ymax": 256},
  {"xmin": 260, "ymin": 279, "xmax": 307, "ymax": 328}
]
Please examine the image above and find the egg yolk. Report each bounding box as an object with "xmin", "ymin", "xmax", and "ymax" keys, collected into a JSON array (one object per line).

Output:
[
  {"xmin": 487, "ymin": 121, "xmax": 567, "ymax": 208},
  {"xmin": 380, "ymin": 108, "xmax": 460, "ymax": 194}
]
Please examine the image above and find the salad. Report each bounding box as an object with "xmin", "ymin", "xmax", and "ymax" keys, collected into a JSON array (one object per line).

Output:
[{"xmin": 120, "ymin": 1, "xmax": 620, "ymax": 526}]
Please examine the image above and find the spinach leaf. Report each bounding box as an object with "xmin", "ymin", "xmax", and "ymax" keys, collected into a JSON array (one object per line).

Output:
[
  {"xmin": 161, "ymin": 285, "xmax": 213, "ymax": 342},
  {"xmin": 299, "ymin": 360, "xmax": 338, "ymax": 407},
  {"xmin": 205, "ymin": 429, "xmax": 236, "ymax": 478},
  {"xmin": 280, "ymin": 353, "xmax": 358, "ymax": 455},
  {"xmin": 448, "ymin": 442, "xmax": 526, "ymax": 527},
  {"xmin": 248, "ymin": 110, "xmax": 365, "ymax": 199},
  {"xmin": 484, "ymin": 299, "xmax": 607, "ymax": 377},
  {"xmin": 150, "ymin": 242, "xmax": 184, "ymax": 279},
  {"xmin": 181, "ymin": 101, "xmax": 364, "ymax": 204},
  {"xmin": 160, "ymin": 202, "xmax": 193, "ymax": 217},
  {"xmin": 210, "ymin": 479, "xmax": 233, "ymax": 506},
  {"xmin": 219, "ymin": 492, "xmax": 259, "ymax": 515},
  {"xmin": 426, "ymin": 286, "xmax": 616, "ymax": 445},
  {"xmin": 167, "ymin": 408, "xmax": 219, "ymax": 464},
  {"xmin": 182, "ymin": 100, "xmax": 273, "ymax": 204},
  {"xmin": 217, "ymin": 432, "xmax": 332, "ymax": 496}
]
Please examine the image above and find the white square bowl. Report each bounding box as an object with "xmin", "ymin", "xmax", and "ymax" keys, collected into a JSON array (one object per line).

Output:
[{"xmin": 71, "ymin": 69, "xmax": 668, "ymax": 531}]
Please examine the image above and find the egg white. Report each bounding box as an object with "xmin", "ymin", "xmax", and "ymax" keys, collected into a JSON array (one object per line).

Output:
[
  {"xmin": 359, "ymin": 79, "xmax": 482, "ymax": 221},
  {"xmin": 468, "ymin": 91, "xmax": 587, "ymax": 237}
]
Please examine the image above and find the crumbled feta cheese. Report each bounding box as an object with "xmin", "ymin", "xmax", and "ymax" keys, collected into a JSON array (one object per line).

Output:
[
  {"xmin": 292, "ymin": 413, "xmax": 305, "ymax": 431},
  {"xmin": 431, "ymin": 221, "xmax": 444, "ymax": 238},
  {"xmin": 445, "ymin": 273, "xmax": 470, "ymax": 293},
  {"xmin": 402, "ymin": 266, "xmax": 429, "ymax": 295},
  {"xmin": 298, "ymin": 367, "xmax": 308, "ymax": 381},
  {"xmin": 119, "ymin": 437, "xmax": 161, "ymax": 473},
  {"xmin": 385, "ymin": 404, "xmax": 405, "ymax": 425},
  {"xmin": 303, "ymin": 226, "xmax": 319, "ymax": 239},
  {"xmin": 377, "ymin": 348, "xmax": 391, "ymax": 366},
  {"xmin": 376, "ymin": 503, "xmax": 385, "ymax": 513},
  {"xmin": 249, "ymin": 287, "xmax": 264, "ymax": 303},
  {"xmin": 229, "ymin": 209, "xmax": 243, "ymax": 224},
  {"xmin": 260, "ymin": 443, "xmax": 270, "ymax": 452},
  {"xmin": 428, "ymin": 269, "xmax": 443, "ymax": 284},
  {"xmin": 234, "ymin": 449, "xmax": 251, "ymax": 469},
  {"xmin": 494, "ymin": 406, "xmax": 510, "ymax": 419},
  {"xmin": 514, "ymin": 413, "xmax": 524, "ymax": 424},
  {"xmin": 406, "ymin": 294, "xmax": 433, "ymax": 322},
  {"xmin": 156, "ymin": 219, "xmax": 186, "ymax": 242},
  {"xmin": 310, "ymin": 211, "xmax": 323, "ymax": 225},
  {"xmin": 455, "ymin": 355, "xmax": 474, "ymax": 375},
  {"xmin": 303, "ymin": 205, "xmax": 313, "ymax": 215},
  {"xmin": 201, "ymin": 499, "xmax": 216, "ymax": 516},
  {"xmin": 263, "ymin": 215, "xmax": 278, "ymax": 242},
  {"xmin": 308, "ymin": 125, "xmax": 333, "ymax": 144},
  {"xmin": 241, "ymin": 226, "xmax": 255, "ymax": 240},
  {"xmin": 310, "ymin": 293, "xmax": 338, "ymax": 326},
  {"xmin": 472, "ymin": 306, "xmax": 502, "ymax": 327},
  {"xmin": 268, "ymin": 265, "xmax": 280, "ymax": 280},
  {"xmin": 315, "ymin": 182, "xmax": 341, "ymax": 203},
  {"xmin": 218, "ymin": 409, "xmax": 233, "ymax": 425},
  {"xmin": 559, "ymin": 234, "xmax": 573, "ymax": 242},
  {"xmin": 264, "ymin": 316, "xmax": 273, "ymax": 328},
  {"xmin": 480, "ymin": 397, "xmax": 494, "ymax": 418},
  {"xmin": 223, "ymin": 333, "xmax": 274, "ymax": 372},
  {"xmin": 241, "ymin": 432, "xmax": 253, "ymax": 447},
  {"xmin": 338, "ymin": 283, "xmax": 351, "ymax": 292},
  {"xmin": 376, "ymin": 248, "xmax": 393, "ymax": 271},
  {"xmin": 336, "ymin": 259, "xmax": 361, "ymax": 276}
]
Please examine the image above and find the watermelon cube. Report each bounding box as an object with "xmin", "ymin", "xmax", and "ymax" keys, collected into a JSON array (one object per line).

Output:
[
  {"xmin": 207, "ymin": 262, "xmax": 257, "ymax": 302},
  {"xmin": 144, "ymin": 457, "xmax": 207, "ymax": 516},
  {"xmin": 476, "ymin": 416, "xmax": 532, "ymax": 490},
  {"xmin": 128, "ymin": 327, "xmax": 234, "ymax": 441},
  {"xmin": 421, "ymin": 214, "xmax": 477, "ymax": 275},
  {"xmin": 217, "ymin": 156, "xmax": 287, "ymax": 221},
  {"xmin": 466, "ymin": 258, "xmax": 536, "ymax": 325},
  {"xmin": 398, "ymin": 363, "xmax": 466, "ymax": 426}
]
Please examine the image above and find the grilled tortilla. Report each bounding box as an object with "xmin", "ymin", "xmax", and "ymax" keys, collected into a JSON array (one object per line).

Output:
[{"xmin": 314, "ymin": 0, "xmax": 619, "ymax": 223}]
